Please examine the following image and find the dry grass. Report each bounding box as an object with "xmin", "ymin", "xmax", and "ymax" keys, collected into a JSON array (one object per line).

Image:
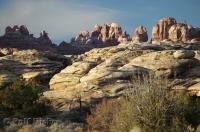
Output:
[
  {"xmin": 3, "ymin": 121, "xmax": 83, "ymax": 132},
  {"xmin": 86, "ymin": 98, "xmax": 120, "ymax": 131},
  {"xmin": 86, "ymin": 75, "xmax": 200, "ymax": 132}
]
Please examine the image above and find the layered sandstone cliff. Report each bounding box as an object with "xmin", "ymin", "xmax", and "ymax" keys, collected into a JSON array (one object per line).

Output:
[
  {"xmin": 73, "ymin": 23, "xmax": 130, "ymax": 45},
  {"xmin": 151, "ymin": 17, "xmax": 200, "ymax": 44}
]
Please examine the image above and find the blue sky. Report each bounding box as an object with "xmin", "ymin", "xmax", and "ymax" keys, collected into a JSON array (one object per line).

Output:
[{"xmin": 0, "ymin": 0, "xmax": 199, "ymax": 44}]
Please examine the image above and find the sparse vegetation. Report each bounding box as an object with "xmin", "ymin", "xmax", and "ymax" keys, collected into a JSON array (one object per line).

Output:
[
  {"xmin": 2, "ymin": 121, "xmax": 83, "ymax": 132},
  {"xmin": 0, "ymin": 77, "xmax": 50, "ymax": 118},
  {"xmin": 86, "ymin": 76, "xmax": 200, "ymax": 132},
  {"xmin": 2, "ymin": 76, "xmax": 199, "ymax": 132},
  {"xmin": 86, "ymin": 98, "xmax": 120, "ymax": 131}
]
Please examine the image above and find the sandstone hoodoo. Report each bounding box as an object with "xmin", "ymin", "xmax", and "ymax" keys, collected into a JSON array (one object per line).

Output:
[
  {"xmin": 74, "ymin": 30, "xmax": 90, "ymax": 45},
  {"xmin": 132, "ymin": 26, "xmax": 148, "ymax": 43},
  {"xmin": 168, "ymin": 23, "xmax": 189, "ymax": 42},
  {"xmin": 73, "ymin": 23, "xmax": 130, "ymax": 45},
  {"xmin": 151, "ymin": 17, "xmax": 177, "ymax": 43},
  {"xmin": 151, "ymin": 17, "xmax": 200, "ymax": 44},
  {"xmin": 0, "ymin": 25, "xmax": 56, "ymax": 54},
  {"xmin": 1, "ymin": 17, "xmax": 200, "ymax": 56},
  {"xmin": 56, "ymin": 23, "xmax": 130, "ymax": 55}
]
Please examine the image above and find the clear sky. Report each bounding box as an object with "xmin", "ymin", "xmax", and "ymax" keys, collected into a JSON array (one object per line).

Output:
[{"xmin": 0, "ymin": 0, "xmax": 199, "ymax": 44}]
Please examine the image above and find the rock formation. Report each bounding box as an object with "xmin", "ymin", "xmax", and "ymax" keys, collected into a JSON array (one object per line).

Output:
[
  {"xmin": 1, "ymin": 17, "xmax": 200, "ymax": 56},
  {"xmin": 151, "ymin": 17, "xmax": 200, "ymax": 44},
  {"xmin": 0, "ymin": 25, "xmax": 56, "ymax": 54},
  {"xmin": 44, "ymin": 43, "xmax": 200, "ymax": 108},
  {"xmin": 118, "ymin": 31, "xmax": 130, "ymax": 44},
  {"xmin": 74, "ymin": 31, "xmax": 90, "ymax": 45},
  {"xmin": 0, "ymin": 49, "xmax": 70, "ymax": 87},
  {"xmin": 168, "ymin": 23, "xmax": 188, "ymax": 42},
  {"xmin": 4, "ymin": 25, "xmax": 29, "ymax": 37},
  {"xmin": 151, "ymin": 17, "xmax": 177, "ymax": 43},
  {"xmin": 73, "ymin": 23, "xmax": 130, "ymax": 45},
  {"xmin": 132, "ymin": 26, "xmax": 148, "ymax": 43}
]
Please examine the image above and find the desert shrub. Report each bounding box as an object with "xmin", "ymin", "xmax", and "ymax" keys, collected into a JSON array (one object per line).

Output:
[
  {"xmin": 86, "ymin": 76, "xmax": 200, "ymax": 132},
  {"xmin": 111, "ymin": 76, "xmax": 200, "ymax": 132},
  {"xmin": 111, "ymin": 77, "xmax": 179, "ymax": 131},
  {"xmin": 0, "ymin": 77, "xmax": 49, "ymax": 118},
  {"xmin": 86, "ymin": 98, "xmax": 120, "ymax": 131}
]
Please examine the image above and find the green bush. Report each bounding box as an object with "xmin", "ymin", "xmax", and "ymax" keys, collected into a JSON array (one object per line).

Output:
[{"xmin": 0, "ymin": 77, "xmax": 49, "ymax": 118}]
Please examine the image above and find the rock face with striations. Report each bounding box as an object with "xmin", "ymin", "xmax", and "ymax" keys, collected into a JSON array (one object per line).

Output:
[
  {"xmin": 151, "ymin": 17, "xmax": 200, "ymax": 44},
  {"xmin": 56, "ymin": 23, "xmax": 130, "ymax": 55},
  {"xmin": 0, "ymin": 49, "xmax": 70, "ymax": 87},
  {"xmin": 44, "ymin": 43, "xmax": 200, "ymax": 109},
  {"xmin": 45, "ymin": 44, "xmax": 153, "ymax": 102},
  {"xmin": 73, "ymin": 23, "xmax": 130, "ymax": 45},
  {"xmin": 132, "ymin": 26, "xmax": 148, "ymax": 43},
  {"xmin": 168, "ymin": 23, "xmax": 189, "ymax": 42},
  {"xmin": 151, "ymin": 17, "xmax": 177, "ymax": 43}
]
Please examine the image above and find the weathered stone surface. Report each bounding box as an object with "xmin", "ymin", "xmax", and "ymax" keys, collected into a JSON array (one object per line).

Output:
[
  {"xmin": 132, "ymin": 26, "xmax": 148, "ymax": 43},
  {"xmin": 45, "ymin": 43, "xmax": 155, "ymax": 101},
  {"xmin": 121, "ymin": 50, "xmax": 198, "ymax": 77},
  {"xmin": 0, "ymin": 49, "xmax": 70, "ymax": 87},
  {"xmin": 168, "ymin": 23, "xmax": 189, "ymax": 42},
  {"xmin": 46, "ymin": 42, "xmax": 200, "ymax": 103},
  {"xmin": 49, "ymin": 61, "xmax": 98, "ymax": 90},
  {"xmin": 173, "ymin": 50, "xmax": 195, "ymax": 59},
  {"xmin": 42, "ymin": 44, "xmax": 200, "ymax": 116}
]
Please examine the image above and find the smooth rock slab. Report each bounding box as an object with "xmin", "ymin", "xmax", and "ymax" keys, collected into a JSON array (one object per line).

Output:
[{"xmin": 173, "ymin": 50, "xmax": 195, "ymax": 59}]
